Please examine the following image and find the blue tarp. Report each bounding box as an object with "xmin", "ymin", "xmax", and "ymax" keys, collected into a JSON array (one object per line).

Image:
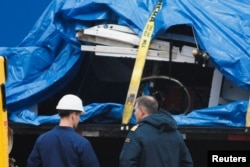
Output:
[
  {"xmin": 173, "ymin": 100, "xmax": 248, "ymax": 127},
  {"xmin": 1, "ymin": 0, "xmax": 250, "ymax": 126},
  {"xmin": 9, "ymin": 100, "xmax": 247, "ymax": 127},
  {"xmin": 9, "ymin": 103, "xmax": 136, "ymax": 126}
]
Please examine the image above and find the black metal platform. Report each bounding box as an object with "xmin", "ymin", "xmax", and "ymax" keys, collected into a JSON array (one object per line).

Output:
[{"xmin": 8, "ymin": 122, "xmax": 250, "ymax": 141}]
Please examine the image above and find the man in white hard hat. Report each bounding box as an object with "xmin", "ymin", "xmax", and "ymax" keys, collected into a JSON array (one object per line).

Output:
[
  {"xmin": 27, "ymin": 94, "xmax": 100, "ymax": 167},
  {"xmin": 56, "ymin": 94, "xmax": 86, "ymax": 129}
]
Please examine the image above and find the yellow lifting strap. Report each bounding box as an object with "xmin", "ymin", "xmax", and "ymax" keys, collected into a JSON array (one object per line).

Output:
[
  {"xmin": 121, "ymin": 0, "xmax": 162, "ymax": 129},
  {"xmin": 0, "ymin": 56, "xmax": 8, "ymax": 167},
  {"xmin": 246, "ymin": 97, "xmax": 250, "ymax": 127}
]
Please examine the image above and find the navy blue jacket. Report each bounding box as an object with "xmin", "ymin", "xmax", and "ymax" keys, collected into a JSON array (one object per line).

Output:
[
  {"xmin": 27, "ymin": 126, "xmax": 100, "ymax": 167},
  {"xmin": 119, "ymin": 110, "xmax": 193, "ymax": 167}
]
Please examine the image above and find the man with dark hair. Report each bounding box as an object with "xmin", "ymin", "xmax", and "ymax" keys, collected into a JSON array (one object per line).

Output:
[
  {"xmin": 27, "ymin": 94, "xmax": 100, "ymax": 167},
  {"xmin": 119, "ymin": 95, "xmax": 193, "ymax": 167}
]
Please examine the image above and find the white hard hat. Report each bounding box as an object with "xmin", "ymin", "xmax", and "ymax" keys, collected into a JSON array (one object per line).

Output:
[{"xmin": 56, "ymin": 94, "xmax": 85, "ymax": 113}]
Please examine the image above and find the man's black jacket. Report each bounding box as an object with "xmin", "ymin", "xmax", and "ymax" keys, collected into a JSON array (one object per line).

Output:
[{"xmin": 119, "ymin": 110, "xmax": 193, "ymax": 167}]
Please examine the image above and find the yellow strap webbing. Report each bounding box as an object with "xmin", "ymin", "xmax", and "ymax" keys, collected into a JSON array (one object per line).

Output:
[
  {"xmin": 0, "ymin": 56, "xmax": 8, "ymax": 167},
  {"xmin": 122, "ymin": 1, "xmax": 162, "ymax": 128},
  {"xmin": 246, "ymin": 97, "xmax": 250, "ymax": 127}
]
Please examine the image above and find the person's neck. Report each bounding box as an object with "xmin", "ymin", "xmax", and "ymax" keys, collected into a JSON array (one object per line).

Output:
[
  {"xmin": 59, "ymin": 118, "xmax": 73, "ymax": 128},
  {"xmin": 141, "ymin": 113, "xmax": 149, "ymax": 120}
]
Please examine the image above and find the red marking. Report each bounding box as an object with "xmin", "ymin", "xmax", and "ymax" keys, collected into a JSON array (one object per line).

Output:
[{"xmin": 228, "ymin": 135, "xmax": 250, "ymax": 141}]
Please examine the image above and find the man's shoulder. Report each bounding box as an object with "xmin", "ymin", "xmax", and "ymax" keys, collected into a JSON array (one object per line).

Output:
[
  {"xmin": 129, "ymin": 123, "xmax": 147, "ymax": 132},
  {"xmin": 130, "ymin": 124, "xmax": 139, "ymax": 131}
]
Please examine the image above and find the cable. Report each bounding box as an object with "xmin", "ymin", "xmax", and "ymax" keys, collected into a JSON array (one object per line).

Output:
[{"xmin": 141, "ymin": 75, "xmax": 191, "ymax": 115}]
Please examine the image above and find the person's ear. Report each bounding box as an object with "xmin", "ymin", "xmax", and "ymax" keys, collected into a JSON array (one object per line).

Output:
[
  {"xmin": 140, "ymin": 107, "xmax": 146, "ymax": 116},
  {"xmin": 70, "ymin": 112, "xmax": 75, "ymax": 120}
]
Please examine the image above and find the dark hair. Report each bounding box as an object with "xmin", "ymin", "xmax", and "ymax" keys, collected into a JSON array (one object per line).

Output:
[
  {"xmin": 135, "ymin": 96, "xmax": 158, "ymax": 114},
  {"xmin": 58, "ymin": 110, "xmax": 80, "ymax": 117}
]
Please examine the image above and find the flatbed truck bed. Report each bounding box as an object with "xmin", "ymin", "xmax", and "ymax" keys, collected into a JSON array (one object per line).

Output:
[
  {"xmin": 9, "ymin": 122, "xmax": 250, "ymax": 141},
  {"xmin": 8, "ymin": 122, "xmax": 250, "ymax": 167}
]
